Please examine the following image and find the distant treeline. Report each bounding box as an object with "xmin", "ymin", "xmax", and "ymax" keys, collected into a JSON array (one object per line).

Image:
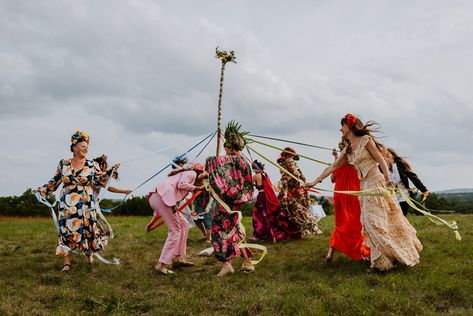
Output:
[
  {"xmin": 434, "ymin": 192, "xmax": 473, "ymax": 213},
  {"xmin": 0, "ymin": 189, "xmax": 471, "ymax": 217}
]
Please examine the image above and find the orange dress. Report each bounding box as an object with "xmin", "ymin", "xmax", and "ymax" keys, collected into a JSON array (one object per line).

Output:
[{"xmin": 330, "ymin": 163, "xmax": 365, "ymax": 260}]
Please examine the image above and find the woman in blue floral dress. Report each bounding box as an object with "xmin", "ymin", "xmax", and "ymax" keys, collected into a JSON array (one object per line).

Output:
[{"xmin": 37, "ymin": 131, "xmax": 118, "ymax": 271}]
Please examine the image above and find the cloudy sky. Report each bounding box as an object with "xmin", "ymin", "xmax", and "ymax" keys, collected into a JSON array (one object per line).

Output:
[{"xmin": 1, "ymin": 0, "xmax": 472, "ymax": 198}]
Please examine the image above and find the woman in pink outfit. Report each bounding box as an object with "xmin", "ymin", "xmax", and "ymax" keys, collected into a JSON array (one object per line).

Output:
[{"xmin": 146, "ymin": 163, "xmax": 204, "ymax": 274}]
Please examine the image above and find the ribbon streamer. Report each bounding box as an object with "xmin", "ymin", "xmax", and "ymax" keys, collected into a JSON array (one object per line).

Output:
[
  {"xmin": 34, "ymin": 191, "xmax": 121, "ymax": 264},
  {"xmin": 204, "ymin": 179, "xmax": 267, "ymax": 265},
  {"xmin": 35, "ymin": 191, "xmax": 60, "ymax": 235},
  {"xmin": 249, "ymin": 133, "xmax": 335, "ymax": 151},
  {"xmin": 246, "ymin": 137, "xmax": 330, "ymax": 166},
  {"xmin": 398, "ymin": 189, "xmax": 461, "ymax": 240},
  {"xmin": 147, "ymin": 190, "xmax": 203, "ymax": 231},
  {"xmin": 248, "ymin": 144, "xmax": 460, "ymax": 241},
  {"xmin": 102, "ymin": 132, "xmax": 216, "ymax": 213},
  {"xmin": 119, "ymin": 132, "xmax": 214, "ymax": 165}
]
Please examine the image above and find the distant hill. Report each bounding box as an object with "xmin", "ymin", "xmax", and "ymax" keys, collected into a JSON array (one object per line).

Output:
[{"xmin": 436, "ymin": 188, "xmax": 473, "ymax": 194}]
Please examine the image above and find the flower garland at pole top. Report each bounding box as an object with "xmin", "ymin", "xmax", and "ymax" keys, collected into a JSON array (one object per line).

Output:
[{"xmin": 215, "ymin": 47, "xmax": 237, "ymax": 156}]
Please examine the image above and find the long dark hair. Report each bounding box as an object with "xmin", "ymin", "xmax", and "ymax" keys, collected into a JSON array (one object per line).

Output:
[
  {"xmin": 387, "ymin": 147, "xmax": 412, "ymax": 172},
  {"xmin": 341, "ymin": 116, "xmax": 382, "ymax": 155},
  {"xmin": 252, "ymin": 160, "xmax": 265, "ymax": 172},
  {"xmin": 93, "ymin": 154, "xmax": 119, "ymax": 179}
]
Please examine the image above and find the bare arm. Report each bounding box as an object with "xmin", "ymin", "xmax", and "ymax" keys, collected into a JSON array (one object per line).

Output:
[
  {"xmin": 107, "ymin": 186, "xmax": 132, "ymax": 195},
  {"xmin": 365, "ymin": 139, "xmax": 390, "ymax": 183},
  {"xmin": 204, "ymin": 196, "xmax": 214, "ymax": 213},
  {"xmin": 304, "ymin": 153, "xmax": 347, "ymax": 188}
]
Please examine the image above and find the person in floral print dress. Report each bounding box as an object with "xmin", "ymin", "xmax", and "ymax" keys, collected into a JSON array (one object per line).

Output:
[
  {"xmin": 206, "ymin": 121, "xmax": 255, "ymax": 276},
  {"xmin": 37, "ymin": 131, "xmax": 118, "ymax": 272},
  {"xmin": 277, "ymin": 147, "xmax": 322, "ymax": 236}
]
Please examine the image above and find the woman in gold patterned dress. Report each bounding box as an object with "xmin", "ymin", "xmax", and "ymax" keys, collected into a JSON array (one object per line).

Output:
[
  {"xmin": 278, "ymin": 148, "xmax": 321, "ymax": 236},
  {"xmin": 304, "ymin": 114, "xmax": 422, "ymax": 271}
]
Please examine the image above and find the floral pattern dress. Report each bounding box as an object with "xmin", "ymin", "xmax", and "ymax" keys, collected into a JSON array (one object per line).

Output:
[
  {"xmin": 278, "ymin": 158, "xmax": 322, "ymax": 236},
  {"xmin": 38, "ymin": 159, "xmax": 113, "ymax": 256},
  {"xmin": 206, "ymin": 155, "xmax": 254, "ymax": 262}
]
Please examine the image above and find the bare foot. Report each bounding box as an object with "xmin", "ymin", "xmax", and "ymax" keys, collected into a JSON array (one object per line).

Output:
[
  {"xmin": 324, "ymin": 248, "xmax": 334, "ymax": 263},
  {"xmin": 87, "ymin": 255, "xmax": 94, "ymax": 264},
  {"xmin": 217, "ymin": 262, "xmax": 235, "ymax": 277}
]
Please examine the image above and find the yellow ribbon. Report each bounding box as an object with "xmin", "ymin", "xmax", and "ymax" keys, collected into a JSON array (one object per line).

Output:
[
  {"xmin": 397, "ymin": 188, "xmax": 461, "ymax": 240},
  {"xmin": 247, "ymin": 144, "xmax": 394, "ymax": 198},
  {"xmin": 247, "ymin": 144, "xmax": 461, "ymax": 241},
  {"xmin": 204, "ymin": 179, "xmax": 267, "ymax": 265},
  {"xmin": 246, "ymin": 137, "xmax": 330, "ymax": 166}
]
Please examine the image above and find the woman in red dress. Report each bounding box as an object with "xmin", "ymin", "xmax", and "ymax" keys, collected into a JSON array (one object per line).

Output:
[
  {"xmin": 326, "ymin": 141, "xmax": 366, "ymax": 262},
  {"xmin": 251, "ymin": 160, "xmax": 301, "ymax": 242}
]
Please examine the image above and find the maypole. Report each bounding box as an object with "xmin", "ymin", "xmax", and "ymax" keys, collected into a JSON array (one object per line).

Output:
[{"xmin": 214, "ymin": 47, "xmax": 237, "ymax": 156}]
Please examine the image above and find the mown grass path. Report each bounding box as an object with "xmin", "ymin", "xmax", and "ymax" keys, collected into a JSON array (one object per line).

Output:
[{"xmin": 1, "ymin": 215, "xmax": 472, "ymax": 315}]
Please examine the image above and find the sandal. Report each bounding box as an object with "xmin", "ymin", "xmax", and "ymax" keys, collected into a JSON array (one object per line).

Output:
[
  {"xmin": 240, "ymin": 263, "xmax": 255, "ymax": 273},
  {"xmin": 155, "ymin": 264, "xmax": 175, "ymax": 275},
  {"xmin": 61, "ymin": 264, "xmax": 71, "ymax": 272}
]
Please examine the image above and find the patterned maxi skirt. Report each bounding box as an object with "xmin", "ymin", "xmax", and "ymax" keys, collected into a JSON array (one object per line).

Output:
[
  {"xmin": 360, "ymin": 171, "xmax": 422, "ymax": 270},
  {"xmin": 252, "ymin": 192, "xmax": 301, "ymax": 241},
  {"xmin": 280, "ymin": 189, "xmax": 322, "ymax": 236}
]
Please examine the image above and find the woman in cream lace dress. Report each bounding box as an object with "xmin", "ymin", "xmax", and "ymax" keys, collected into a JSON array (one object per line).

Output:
[{"xmin": 305, "ymin": 114, "xmax": 422, "ymax": 271}]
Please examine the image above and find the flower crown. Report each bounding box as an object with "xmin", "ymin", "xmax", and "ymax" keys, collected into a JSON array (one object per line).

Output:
[
  {"xmin": 70, "ymin": 130, "xmax": 90, "ymax": 145},
  {"xmin": 344, "ymin": 113, "xmax": 357, "ymax": 128},
  {"xmin": 280, "ymin": 147, "xmax": 300, "ymax": 160}
]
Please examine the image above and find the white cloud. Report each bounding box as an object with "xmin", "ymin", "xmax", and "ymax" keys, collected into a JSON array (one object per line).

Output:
[{"xmin": 1, "ymin": 0, "xmax": 472, "ymax": 196}]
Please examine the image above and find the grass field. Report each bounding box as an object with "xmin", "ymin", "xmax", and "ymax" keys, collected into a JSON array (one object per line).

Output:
[{"xmin": 0, "ymin": 214, "xmax": 472, "ymax": 315}]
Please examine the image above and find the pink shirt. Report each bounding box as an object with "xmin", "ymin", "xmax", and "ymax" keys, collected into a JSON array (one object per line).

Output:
[{"xmin": 154, "ymin": 170, "xmax": 197, "ymax": 207}]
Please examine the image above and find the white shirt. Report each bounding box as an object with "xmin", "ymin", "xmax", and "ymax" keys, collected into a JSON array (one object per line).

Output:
[{"xmin": 389, "ymin": 163, "xmax": 409, "ymax": 202}]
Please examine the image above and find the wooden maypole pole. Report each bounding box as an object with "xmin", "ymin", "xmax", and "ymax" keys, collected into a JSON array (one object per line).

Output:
[{"xmin": 215, "ymin": 47, "xmax": 237, "ymax": 156}]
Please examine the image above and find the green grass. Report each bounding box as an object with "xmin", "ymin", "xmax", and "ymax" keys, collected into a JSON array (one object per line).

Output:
[{"xmin": 1, "ymin": 215, "xmax": 472, "ymax": 315}]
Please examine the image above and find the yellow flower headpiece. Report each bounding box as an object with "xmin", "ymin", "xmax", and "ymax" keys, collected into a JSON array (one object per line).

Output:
[{"xmin": 70, "ymin": 130, "xmax": 90, "ymax": 145}]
